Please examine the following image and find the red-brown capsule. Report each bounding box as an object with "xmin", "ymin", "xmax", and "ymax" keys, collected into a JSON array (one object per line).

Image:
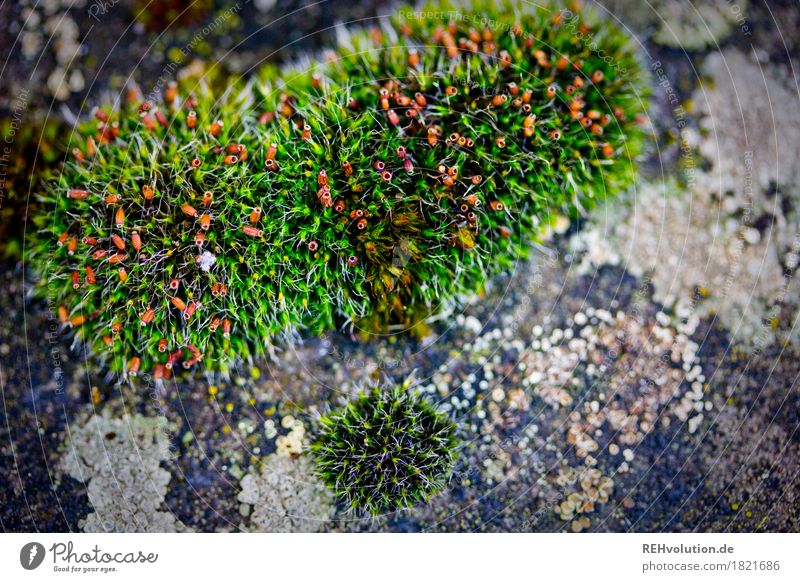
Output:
[
  {"xmin": 181, "ymin": 204, "xmax": 198, "ymax": 218},
  {"xmin": 470, "ymin": 175, "xmax": 483, "ymax": 186},
  {"xmin": 158, "ymin": 338, "xmax": 168, "ymax": 353},
  {"xmin": 131, "ymin": 231, "xmax": 142, "ymax": 252},
  {"xmin": 195, "ymin": 232, "xmax": 205, "ymax": 247},
  {"xmin": 186, "ymin": 111, "xmax": 197, "ymax": 129},
  {"xmin": 166, "ymin": 350, "xmax": 182, "ymax": 370},
  {"xmin": 155, "ymin": 111, "xmax": 168, "ymax": 127},
  {"xmin": 85, "ymin": 265, "xmax": 96, "ymax": 285},
  {"xmin": 104, "ymin": 193, "xmax": 120, "ymax": 205},
  {"xmin": 171, "ymin": 296, "xmax": 187, "ymax": 311},
  {"xmin": 408, "ymin": 49, "xmax": 420, "ymax": 67},
  {"xmin": 111, "ymin": 234, "xmax": 125, "ymax": 250},
  {"xmin": 427, "ymin": 127, "xmax": 439, "ymax": 146},
  {"xmin": 141, "ymin": 115, "xmax": 156, "ymax": 131},
  {"xmin": 72, "ymin": 270, "xmax": 81, "ymax": 288},
  {"xmin": 68, "ymin": 189, "xmax": 89, "ymax": 199},
  {"xmin": 110, "ymin": 321, "xmax": 122, "ymax": 334},
  {"xmin": 82, "ymin": 236, "xmax": 98, "ymax": 246},
  {"xmin": 249, "ymin": 207, "xmax": 262, "ymax": 225},
  {"xmin": 86, "ymin": 137, "xmax": 96, "ymax": 158},
  {"xmin": 265, "ymin": 143, "xmax": 278, "ymax": 161},
  {"xmin": 347, "ymin": 256, "xmax": 358, "ymax": 266},
  {"xmin": 356, "ymin": 218, "xmax": 368, "ymax": 230},
  {"xmin": 94, "ymin": 108, "xmax": 109, "ymax": 123},
  {"xmin": 153, "ymin": 364, "xmax": 165, "ymax": 380},
  {"xmin": 198, "ymin": 213, "xmax": 211, "ymax": 231},
  {"xmin": 404, "ymin": 158, "xmax": 414, "ymax": 174},
  {"xmin": 223, "ymin": 155, "xmax": 238, "ymax": 165},
  {"xmin": 115, "ymin": 208, "xmax": 125, "ymax": 228},
  {"xmin": 70, "ymin": 315, "xmax": 86, "ymax": 327},
  {"xmin": 445, "ymin": 86, "xmax": 457, "ymax": 96},
  {"xmin": 491, "ymin": 93, "xmax": 507, "ymax": 107},
  {"xmin": 342, "ymin": 160, "xmax": 353, "ymax": 176},
  {"xmin": 490, "ymin": 200, "xmax": 505, "ymax": 211},
  {"xmin": 591, "ymin": 70, "xmax": 604, "ymax": 83},
  {"xmin": 301, "ymin": 124, "xmax": 312, "ymax": 141},
  {"xmin": 140, "ymin": 308, "xmax": 155, "ymax": 326},
  {"xmin": 242, "ymin": 225, "xmax": 262, "ymax": 238},
  {"xmin": 202, "ymin": 191, "xmax": 213, "ymax": 207},
  {"xmin": 58, "ymin": 232, "xmax": 69, "ymax": 247},
  {"xmin": 334, "ymin": 200, "xmax": 345, "ymax": 213},
  {"xmin": 184, "ymin": 301, "xmax": 197, "ymax": 319},
  {"xmin": 92, "ymin": 249, "xmax": 108, "ymax": 260},
  {"xmin": 67, "ymin": 237, "xmax": 77, "ymax": 255},
  {"xmin": 169, "ymin": 278, "xmax": 180, "ymax": 292},
  {"xmin": 209, "ymin": 120, "xmax": 223, "ymax": 137},
  {"xmin": 396, "ymin": 146, "xmax": 406, "ymax": 159},
  {"xmin": 108, "ymin": 252, "xmax": 127, "ymax": 264},
  {"xmin": 118, "ymin": 268, "xmax": 128, "ymax": 282},
  {"xmin": 142, "ymin": 185, "xmax": 154, "ymax": 200},
  {"xmin": 58, "ymin": 305, "xmax": 68, "ymax": 323},
  {"xmin": 191, "ymin": 158, "xmax": 201, "ymax": 169},
  {"xmin": 102, "ymin": 335, "xmax": 114, "ymax": 346},
  {"xmin": 209, "ymin": 317, "xmax": 221, "ymax": 332},
  {"xmin": 222, "ymin": 318, "xmax": 231, "ymax": 338},
  {"xmin": 73, "ymin": 148, "xmax": 86, "ymax": 163},
  {"xmin": 387, "ymin": 110, "xmax": 401, "ymax": 126},
  {"xmin": 549, "ymin": 129, "xmax": 562, "ymax": 140},
  {"xmin": 308, "ymin": 241, "xmax": 319, "ymax": 252},
  {"xmin": 495, "ymin": 136, "xmax": 506, "ymax": 148},
  {"xmin": 258, "ymin": 111, "xmax": 275, "ymax": 124},
  {"xmin": 381, "ymin": 170, "xmax": 392, "ymax": 182},
  {"xmin": 219, "ymin": 284, "xmax": 228, "ymax": 297},
  {"xmin": 373, "ymin": 160, "xmax": 385, "ymax": 171},
  {"xmin": 265, "ymin": 159, "xmax": 278, "ymax": 171},
  {"xmin": 128, "ymin": 356, "xmax": 141, "ymax": 375},
  {"xmin": 546, "ymin": 85, "xmax": 557, "ymax": 98},
  {"xmin": 317, "ymin": 170, "xmax": 329, "ymax": 186}
]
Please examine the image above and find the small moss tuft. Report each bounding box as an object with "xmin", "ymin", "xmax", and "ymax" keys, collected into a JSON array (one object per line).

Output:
[{"xmin": 311, "ymin": 385, "xmax": 458, "ymax": 515}]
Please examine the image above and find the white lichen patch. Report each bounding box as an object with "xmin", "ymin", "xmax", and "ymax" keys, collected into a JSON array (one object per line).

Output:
[
  {"xmin": 60, "ymin": 411, "xmax": 190, "ymax": 532},
  {"xmin": 238, "ymin": 454, "xmax": 334, "ymax": 532}
]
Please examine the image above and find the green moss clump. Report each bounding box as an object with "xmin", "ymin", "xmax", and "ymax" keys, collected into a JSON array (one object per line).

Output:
[
  {"xmin": 28, "ymin": 0, "xmax": 649, "ymax": 376},
  {"xmin": 311, "ymin": 385, "xmax": 458, "ymax": 514}
]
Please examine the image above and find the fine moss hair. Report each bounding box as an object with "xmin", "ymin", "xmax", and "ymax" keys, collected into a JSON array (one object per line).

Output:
[
  {"xmin": 28, "ymin": 0, "xmax": 650, "ymax": 376},
  {"xmin": 311, "ymin": 385, "xmax": 458, "ymax": 514}
]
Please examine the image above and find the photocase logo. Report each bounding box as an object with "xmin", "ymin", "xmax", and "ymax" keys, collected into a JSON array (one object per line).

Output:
[{"xmin": 20, "ymin": 542, "xmax": 46, "ymax": 570}]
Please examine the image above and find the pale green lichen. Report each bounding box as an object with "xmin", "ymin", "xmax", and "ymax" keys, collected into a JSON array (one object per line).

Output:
[
  {"xmin": 237, "ymin": 454, "xmax": 334, "ymax": 532},
  {"xmin": 60, "ymin": 411, "xmax": 191, "ymax": 532}
]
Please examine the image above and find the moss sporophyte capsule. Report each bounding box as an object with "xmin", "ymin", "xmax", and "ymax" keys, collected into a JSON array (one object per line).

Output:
[{"xmin": 28, "ymin": 0, "xmax": 649, "ymax": 376}]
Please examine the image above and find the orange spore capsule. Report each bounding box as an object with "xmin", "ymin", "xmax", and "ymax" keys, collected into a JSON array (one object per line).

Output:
[
  {"xmin": 184, "ymin": 301, "xmax": 197, "ymax": 320},
  {"xmin": 111, "ymin": 234, "xmax": 125, "ymax": 250},
  {"xmin": 181, "ymin": 204, "xmax": 198, "ymax": 218},
  {"xmin": 131, "ymin": 231, "xmax": 142, "ymax": 252},
  {"xmin": 115, "ymin": 208, "xmax": 125, "ymax": 228},
  {"xmin": 68, "ymin": 189, "xmax": 89, "ymax": 199},
  {"xmin": 67, "ymin": 237, "xmax": 77, "ymax": 255},
  {"xmin": 85, "ymin": 265, "xmax": 96, "ymax": 285},
  {"xmin": 209, "ymin": 317, "xmax": 221, "ymax": 332},
  {"xmin": 72, "ymin": 270, "xmax": 80, "ymax": 288},
  {"xmin": 118, "ymin": 268, "xmax": 127, "ymax": 282},
  {"xmin": 70, "ymin": 315, "xmax": 86, "ymax": 327},
  {"xmin": 128, "ymin": 356, "xmax": 141, "ymax": 375},
  {"xmin": 242, "ymin": 225, "xmax": 262, "ymax": 238},
  {"xmin": 265, "ymin": 143, "xmax": 278, "ymax": 161},
  {"xmin": 249, "ymin": 207, "xmax": 262, "ymax": 224},
  {"xmin": 108, "ymin": 252, "xmax": 127, "ymax": 264},
  {"xmin": 104, "ymin": 194, "xmax": 120, "ymax": 205},
  {"xmin": 140, "ymin": 308, "xmax": 155, "ymax": 326}
]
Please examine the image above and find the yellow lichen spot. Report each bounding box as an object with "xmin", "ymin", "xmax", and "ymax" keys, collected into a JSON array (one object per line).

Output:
[
  {"xmin": 247, "ymin": 397, "xmax": 256, "ymax": 406},
  {"xmin": 250, "ymin": 367, "xmax": 261, "ymax": 380},
  {"xmin": 263, "ymin": 405, "xmax": 276, "ymax": 416},
  {"xmin": 770, "ymin": 318, "xmax": 779, "ymax": 331},
  {"xmin": 208, "ymin": 385, "xmax": 218, "ymax": 396},
  {"xmin": 698, "ymin": 286, "xmax": 710, "ymax": 298},
  {"xmin": 221, "ymin": 425, "xmax": 231, "ymax": 434},
  {"xmin": 225, "ymin": 402, "xmax": 234, "ymax": 412},
  {"xmin": 731, "ymin": 503, "xmax": 740, "ymax": 511}
]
